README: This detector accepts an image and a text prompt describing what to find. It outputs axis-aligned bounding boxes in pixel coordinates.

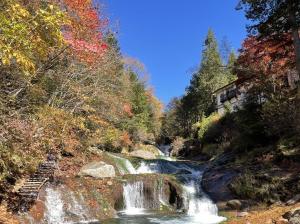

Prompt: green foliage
[193,113,220,140]
[164,29,237,137]
[262,92,300,139]
[230,170,283,202]
[160,98,183,140]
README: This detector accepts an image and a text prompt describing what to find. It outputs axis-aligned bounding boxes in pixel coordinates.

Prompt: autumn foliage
[0,0,163,199]
[237,34,296,78]
[62,0,108,63]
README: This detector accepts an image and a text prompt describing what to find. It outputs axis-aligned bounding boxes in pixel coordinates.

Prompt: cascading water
[119,145,226,224]
[123,181,145,215]
[41,146,225,224]
[43,186,97,224]
[107,153,137,174]
[44,188,65,224]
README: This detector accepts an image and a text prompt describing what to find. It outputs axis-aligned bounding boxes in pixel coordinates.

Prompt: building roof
[212,80,237,95]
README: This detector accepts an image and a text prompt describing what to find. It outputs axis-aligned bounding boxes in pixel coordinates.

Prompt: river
[41,146,226,224]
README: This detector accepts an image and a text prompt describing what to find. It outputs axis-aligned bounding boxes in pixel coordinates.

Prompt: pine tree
[227,50,237,83]
[180,29,230,135]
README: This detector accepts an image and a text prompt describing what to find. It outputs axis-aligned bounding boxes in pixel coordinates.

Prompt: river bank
[199,144,300,224]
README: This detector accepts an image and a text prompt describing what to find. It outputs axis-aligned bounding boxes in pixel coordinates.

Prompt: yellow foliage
[0,0,68,75]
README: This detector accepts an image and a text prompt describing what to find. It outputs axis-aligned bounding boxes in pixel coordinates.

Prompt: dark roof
[213,80,237,94]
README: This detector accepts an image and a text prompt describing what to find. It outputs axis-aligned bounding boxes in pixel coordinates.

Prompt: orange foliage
[121,131,133,147]
[61,0,108,63]
[237,34,295,78]
[123,103,133,117]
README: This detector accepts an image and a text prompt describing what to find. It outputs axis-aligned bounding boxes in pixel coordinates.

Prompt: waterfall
[136,162,155,174]
[123,181,145,215]
[159,145,171,156]
[45,188,65,224]
[43,186,97,224]
[107,153,137,175]
[126,157,226,223]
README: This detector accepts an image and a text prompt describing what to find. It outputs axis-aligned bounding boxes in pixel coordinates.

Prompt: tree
[185,29,227,117]
[0,0,67,76]
[227,50,237,83]
[177,29,231,136]
[62,0,108,64]
[160,98,183,140]
[236,35,295,78]
[220,36,232,64]
[237,0,300,76]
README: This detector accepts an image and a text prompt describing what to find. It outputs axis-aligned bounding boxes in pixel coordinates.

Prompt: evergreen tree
[226,50,237,83]
[179,29,229,135]
[220,36,232,65]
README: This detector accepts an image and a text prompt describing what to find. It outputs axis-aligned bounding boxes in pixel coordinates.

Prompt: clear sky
[101,0,248,105]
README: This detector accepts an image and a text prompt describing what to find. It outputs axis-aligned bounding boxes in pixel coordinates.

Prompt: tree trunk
[289,4,300,96]
[292,28,300,77]
[288,1,299,71]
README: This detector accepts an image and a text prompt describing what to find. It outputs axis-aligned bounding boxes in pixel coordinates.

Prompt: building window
[220,93,227,103]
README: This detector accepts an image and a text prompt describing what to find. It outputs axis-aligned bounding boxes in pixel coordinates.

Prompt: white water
[107,153,137,175]
[121,147,226,224]
[43,147,225,224]
[123,181,145,215]
[45,188,65,224]
[44,187,97,224]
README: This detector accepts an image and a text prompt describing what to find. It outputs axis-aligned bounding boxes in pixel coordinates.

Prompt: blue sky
[101,0,248,105]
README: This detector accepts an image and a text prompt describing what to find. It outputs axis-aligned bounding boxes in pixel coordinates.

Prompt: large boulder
[78,161,115,178]
[133,144,163,156]
[226,199,242,210]
[130,150,157,160]
[283,208,300,224]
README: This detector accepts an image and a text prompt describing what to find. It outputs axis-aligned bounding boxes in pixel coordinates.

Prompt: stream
[40,146,226,224]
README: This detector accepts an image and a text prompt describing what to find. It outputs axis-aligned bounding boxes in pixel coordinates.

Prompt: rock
[283,208,300,224]
[283,208,300,220]
[78,161,115,178]
[61,149,74,157]
[226,200,242,210]
[286,194,300,205]
[283,211,293,220]
[134,144,163,156]
[129,150,156,160]
[107,181,113,186]
[175,169,193,175]
[290,216,300,224]
[237,211,249,217]
[276,217,289,224]
[87,146,103,155]
[202,167,238,203]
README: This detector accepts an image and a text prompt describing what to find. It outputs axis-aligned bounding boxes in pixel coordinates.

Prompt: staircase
[16,159,57,212]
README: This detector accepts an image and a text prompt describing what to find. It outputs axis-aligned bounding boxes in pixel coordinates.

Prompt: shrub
[170,137,185,157]
[193,113,220,140]
[230,170,283,202]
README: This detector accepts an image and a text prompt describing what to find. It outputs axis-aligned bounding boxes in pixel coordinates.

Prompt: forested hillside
[0,0,162,200]
[160,1,300,216]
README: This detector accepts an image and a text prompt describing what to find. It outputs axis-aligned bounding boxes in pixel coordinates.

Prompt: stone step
[25,181,44,184]
[19,187,39,191]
